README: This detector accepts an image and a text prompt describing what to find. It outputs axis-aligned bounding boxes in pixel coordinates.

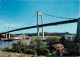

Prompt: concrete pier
[76,18,80,42]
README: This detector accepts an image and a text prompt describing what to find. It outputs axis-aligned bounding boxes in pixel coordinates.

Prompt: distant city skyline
[0,0,79,34]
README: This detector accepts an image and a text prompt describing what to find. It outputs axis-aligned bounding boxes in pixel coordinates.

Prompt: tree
[35,38,43,47]
[30,38,50,55]
[47,36,60,46]
[30,38,36,45]
[60,36,66,45]
[47,36,60,52]
[24,49,36,54]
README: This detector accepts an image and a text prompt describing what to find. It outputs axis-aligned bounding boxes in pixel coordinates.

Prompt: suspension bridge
[0,12,80,42]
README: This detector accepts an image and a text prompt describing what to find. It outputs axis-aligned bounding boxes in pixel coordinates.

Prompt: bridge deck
[2,19,78,34]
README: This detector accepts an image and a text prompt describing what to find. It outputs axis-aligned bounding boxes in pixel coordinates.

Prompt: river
[0,39,31,48]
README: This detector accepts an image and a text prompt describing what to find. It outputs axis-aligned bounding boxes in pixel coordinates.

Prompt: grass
[0,50,37,57]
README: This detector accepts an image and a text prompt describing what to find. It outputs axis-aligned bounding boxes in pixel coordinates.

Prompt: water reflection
[0,39,31,48]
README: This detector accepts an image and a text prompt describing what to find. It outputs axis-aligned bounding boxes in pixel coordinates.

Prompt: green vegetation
[3,38,50,56]
[47,36,60,53]
[25,32,74,36]
[62,40,80,56]
[60,36,80,56]
[3,36,80,56]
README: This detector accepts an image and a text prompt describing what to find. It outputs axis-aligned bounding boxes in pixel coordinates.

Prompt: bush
[47,36,60,45]
[24,49,36,54]
[42,49,50,55]
[37,48,50,55]
[35,38,43,47]
[4,47,12,52]
[52,51,57,56]
[11,47,20,52]
[47,53,52,56]
[3,38,52,56]
[17,50,23,53]
[30,39,36,45]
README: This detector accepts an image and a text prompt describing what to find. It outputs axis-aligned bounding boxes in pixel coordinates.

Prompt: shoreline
[0,50,79,57]
[0,50,37,57]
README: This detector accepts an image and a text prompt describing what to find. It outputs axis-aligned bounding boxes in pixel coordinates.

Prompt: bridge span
[1,19,78,34]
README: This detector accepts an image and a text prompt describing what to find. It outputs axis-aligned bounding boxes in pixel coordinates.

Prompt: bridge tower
[8,26,10,39]
[6,25,7,39]
[37,12,44,39]
[6,25,10,39]
[76,18,80,42]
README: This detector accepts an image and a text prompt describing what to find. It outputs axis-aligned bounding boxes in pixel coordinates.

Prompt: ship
[4,37,29,41]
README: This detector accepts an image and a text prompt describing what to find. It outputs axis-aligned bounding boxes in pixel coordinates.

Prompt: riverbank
[0,49,47,57]
[0,49,79,57]
[0,49,37,57]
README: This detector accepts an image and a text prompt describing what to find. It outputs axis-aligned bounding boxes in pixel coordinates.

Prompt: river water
[0,39,31,48]
[0,37,48,48]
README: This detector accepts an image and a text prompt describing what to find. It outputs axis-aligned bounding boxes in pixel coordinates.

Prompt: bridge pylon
[37,12,44,40]
[76,18,80,42]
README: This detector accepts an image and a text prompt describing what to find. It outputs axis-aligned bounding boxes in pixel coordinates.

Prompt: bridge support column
[8,26,10,39]
[76,18,80,42]
[37,12,39,38]
[6,25,7,39]
[6,33,7,39]
[8,32,10,39]
[41,14,44,40]
[37,12,44,39]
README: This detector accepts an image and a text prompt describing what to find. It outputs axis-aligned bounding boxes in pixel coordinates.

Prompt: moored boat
[4,37,29,41]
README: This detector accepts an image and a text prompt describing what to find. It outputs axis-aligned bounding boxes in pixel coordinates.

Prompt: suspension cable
[43,12,75,19]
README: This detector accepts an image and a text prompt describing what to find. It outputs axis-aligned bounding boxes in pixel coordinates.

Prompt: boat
[25,38,29,40]
[4,39,13,41]
[4,37,29,41]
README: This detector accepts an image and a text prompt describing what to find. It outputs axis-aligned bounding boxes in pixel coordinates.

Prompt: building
[64,35,75,41]
[52,44,64,53]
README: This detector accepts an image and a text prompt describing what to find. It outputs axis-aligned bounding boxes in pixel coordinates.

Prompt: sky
[0,0,79,34]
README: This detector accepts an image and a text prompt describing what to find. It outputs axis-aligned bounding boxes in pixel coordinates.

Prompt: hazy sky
[0,0,79,34]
